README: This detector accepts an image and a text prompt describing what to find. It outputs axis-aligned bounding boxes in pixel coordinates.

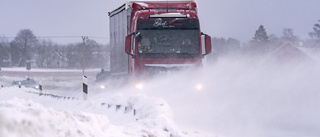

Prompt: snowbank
[0,87,185,137]
[0,98,114,137]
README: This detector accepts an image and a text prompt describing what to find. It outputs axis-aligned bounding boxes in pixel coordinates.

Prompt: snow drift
[0,87,185,137]
[1,54,320,137]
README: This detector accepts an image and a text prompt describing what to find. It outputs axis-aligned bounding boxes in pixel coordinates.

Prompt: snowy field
[1,56,320,137]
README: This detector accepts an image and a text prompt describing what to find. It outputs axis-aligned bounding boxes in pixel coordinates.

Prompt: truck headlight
[100,85,105,89]
[196,83,202,90]
[136,82,144,89]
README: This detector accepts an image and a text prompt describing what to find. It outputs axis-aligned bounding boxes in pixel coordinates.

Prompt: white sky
[1,0,319,44]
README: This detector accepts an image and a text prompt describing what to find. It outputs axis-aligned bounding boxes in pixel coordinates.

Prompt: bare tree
[12,29,38,66]
[66,44,79,68]
[95,44,109,69]
[212,37,240,56]
[309,20,320,44]
[281,28,298,43]
[0,37,10,67]
[36,39,56,68]
[78,38,95,74]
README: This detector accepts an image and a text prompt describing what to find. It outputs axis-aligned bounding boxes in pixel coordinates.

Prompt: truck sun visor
[150,13,188,18]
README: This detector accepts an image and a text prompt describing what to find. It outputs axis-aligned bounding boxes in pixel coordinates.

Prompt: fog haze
[137,56,320,136]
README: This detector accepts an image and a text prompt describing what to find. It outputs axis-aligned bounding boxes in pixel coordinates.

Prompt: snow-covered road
[1,56,320,137]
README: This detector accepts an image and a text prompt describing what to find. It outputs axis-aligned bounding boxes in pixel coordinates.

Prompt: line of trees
[211,20,320,58]
[1,20,320,67]
[0,29,109,69]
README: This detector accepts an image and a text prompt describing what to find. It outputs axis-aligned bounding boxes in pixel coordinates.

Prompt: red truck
[105,0,211,81]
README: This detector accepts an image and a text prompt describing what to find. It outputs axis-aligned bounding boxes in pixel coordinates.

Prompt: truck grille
[144,64,193,75]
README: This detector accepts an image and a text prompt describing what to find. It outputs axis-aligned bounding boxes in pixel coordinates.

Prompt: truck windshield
[137,18,200,59]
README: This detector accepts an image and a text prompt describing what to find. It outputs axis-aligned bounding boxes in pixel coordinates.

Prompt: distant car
[12,78,38,89]
[95,69,111,82]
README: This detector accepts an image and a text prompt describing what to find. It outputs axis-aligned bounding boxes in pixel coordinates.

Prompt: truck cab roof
[109,0,198,17]
[125,0,198,9]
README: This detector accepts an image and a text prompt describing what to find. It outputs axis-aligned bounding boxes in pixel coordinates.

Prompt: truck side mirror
[125,35,132,54]
[204,35,212,54]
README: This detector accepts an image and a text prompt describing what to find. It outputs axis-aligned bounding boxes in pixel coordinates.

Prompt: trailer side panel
[110,7,131,75]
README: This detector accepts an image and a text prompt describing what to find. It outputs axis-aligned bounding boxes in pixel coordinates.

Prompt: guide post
[26,62,31,79]
[83,76,88,100]
[39,81,43,94]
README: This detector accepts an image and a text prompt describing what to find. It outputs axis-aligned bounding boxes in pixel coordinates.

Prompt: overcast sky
[1,0,319,44]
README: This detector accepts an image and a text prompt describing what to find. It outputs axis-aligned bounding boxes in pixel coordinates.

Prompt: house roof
[265,41,314,63]
[297,46,320,63]
[45,52,69,62]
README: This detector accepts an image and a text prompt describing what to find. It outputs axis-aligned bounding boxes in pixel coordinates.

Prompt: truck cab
[109,0,211,78]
